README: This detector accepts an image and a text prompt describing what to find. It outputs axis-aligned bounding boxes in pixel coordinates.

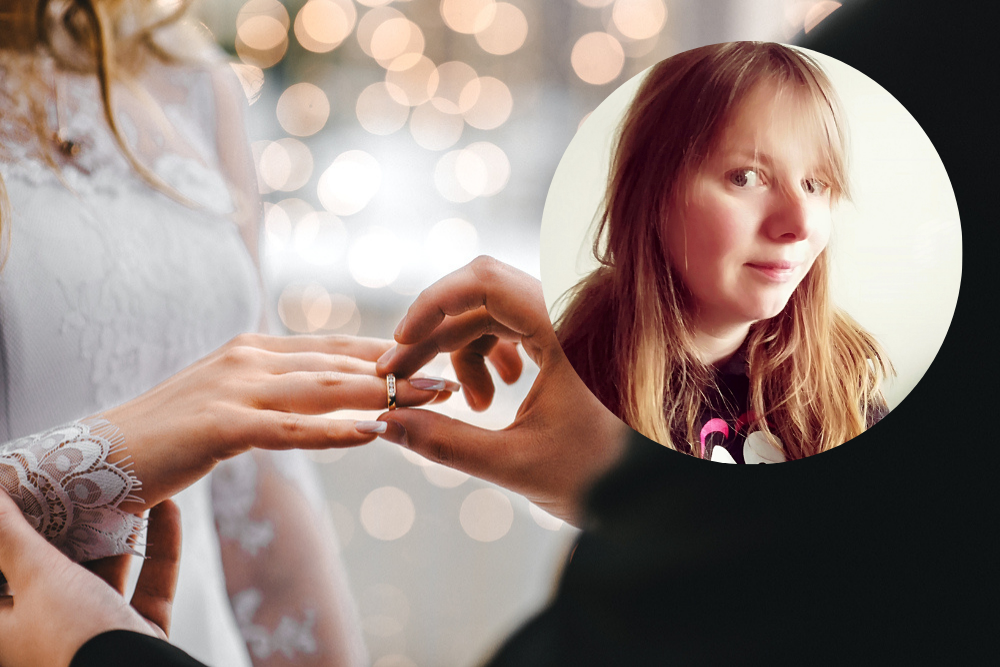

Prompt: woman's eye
[728,168,762,188]
[801,178,829,195]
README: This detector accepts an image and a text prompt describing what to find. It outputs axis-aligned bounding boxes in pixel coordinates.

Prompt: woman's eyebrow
[716,147,776,166]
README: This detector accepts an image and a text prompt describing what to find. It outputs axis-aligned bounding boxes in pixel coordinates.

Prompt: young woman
[555,42,892,463]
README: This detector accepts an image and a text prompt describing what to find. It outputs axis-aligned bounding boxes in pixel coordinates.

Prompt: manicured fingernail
[355,421,387,434]
[394,315,407,339]
[410,377,447,391]
[377,346,396,367]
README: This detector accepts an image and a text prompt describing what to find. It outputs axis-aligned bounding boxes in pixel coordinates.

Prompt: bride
[0,1,454,664]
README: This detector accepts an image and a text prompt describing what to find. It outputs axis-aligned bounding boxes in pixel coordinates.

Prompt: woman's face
[665,84,835,333]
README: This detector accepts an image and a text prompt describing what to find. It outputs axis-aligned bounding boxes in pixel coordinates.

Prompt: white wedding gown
[0,48,363,666]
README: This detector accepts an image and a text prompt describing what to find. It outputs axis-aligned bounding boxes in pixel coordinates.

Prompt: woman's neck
[690,319,752,367]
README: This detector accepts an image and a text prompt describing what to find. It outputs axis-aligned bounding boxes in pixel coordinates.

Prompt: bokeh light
[528,503,564,531]
[464,141,510,196]
[459,488,513,542]
[293,0,356,53]
[360,487,415,540]
[385,55,438,106]
[410,102,464,151]
[423,218,480,274]
[461,76,512,130]
[293,210,348,266]
[357,82,410,135]
[440,0,496,35]
[611,0,667,40]
[422,463,471,488]
[317,150,382,215]
[235,0,289,68]
[474,2,528,55]
[276,82,331,136]
[277,282,358,333]
[576,0,614,7]
[429,61,479,114]
[371,17,425,68]
[357,6,405,58]
[348,227,405,288]
[434,151,476,203]
[571,32,625,85]
[260,138,312,191]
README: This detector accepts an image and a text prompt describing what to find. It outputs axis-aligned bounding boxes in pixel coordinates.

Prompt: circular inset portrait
[540,42,961,464]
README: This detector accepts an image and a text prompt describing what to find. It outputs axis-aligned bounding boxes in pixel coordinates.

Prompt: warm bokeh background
[192,2,846,665]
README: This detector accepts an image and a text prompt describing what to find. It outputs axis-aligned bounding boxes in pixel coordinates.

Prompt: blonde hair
[556,42,892,460]
[0,0,206,260]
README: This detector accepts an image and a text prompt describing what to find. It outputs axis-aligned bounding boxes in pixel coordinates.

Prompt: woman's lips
[746,262,799,282]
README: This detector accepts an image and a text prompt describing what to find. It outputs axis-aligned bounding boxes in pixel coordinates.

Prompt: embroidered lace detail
[0,50,233,211]
[211,454,275,556]
[0,418,143,562]
[233,588,319,660]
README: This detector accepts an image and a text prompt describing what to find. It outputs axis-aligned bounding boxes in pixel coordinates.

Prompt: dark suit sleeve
[71,631,208,667]
[482,428,985,666]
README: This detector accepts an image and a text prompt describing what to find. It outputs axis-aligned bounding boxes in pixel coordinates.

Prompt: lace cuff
[0,418,144,564]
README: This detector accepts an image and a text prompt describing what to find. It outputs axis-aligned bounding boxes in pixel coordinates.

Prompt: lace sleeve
[212,450,368,667]
[0,418,144,570]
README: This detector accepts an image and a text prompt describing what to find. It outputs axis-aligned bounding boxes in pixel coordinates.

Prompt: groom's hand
[0,491,182,667]
[374,257,629,525]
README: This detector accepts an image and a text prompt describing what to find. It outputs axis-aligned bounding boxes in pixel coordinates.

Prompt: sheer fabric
[0,47,362,666]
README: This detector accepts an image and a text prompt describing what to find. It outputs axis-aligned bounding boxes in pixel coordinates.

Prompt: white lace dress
[0,49,364,666]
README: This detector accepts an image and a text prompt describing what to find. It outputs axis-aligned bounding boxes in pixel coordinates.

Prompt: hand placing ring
[386,373,397,410]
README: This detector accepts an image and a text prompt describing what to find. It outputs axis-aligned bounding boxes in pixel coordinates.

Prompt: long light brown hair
[556,42,892,460]
[0,0,204,263]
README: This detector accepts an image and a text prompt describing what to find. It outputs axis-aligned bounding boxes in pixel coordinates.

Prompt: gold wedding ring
[386,373,397,410]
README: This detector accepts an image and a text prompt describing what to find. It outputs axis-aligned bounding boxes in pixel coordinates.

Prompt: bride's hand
[374,257,629,526]
[101,334,458,513]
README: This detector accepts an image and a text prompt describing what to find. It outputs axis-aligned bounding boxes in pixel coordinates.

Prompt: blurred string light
[572,0,671,84]
[434,142,509,203]
[356,82,410,134]
[255,138,313,191]
[422,218,480,275]
[459,488,513,542]
[317,150,382,215]
[276,82,331,136]
[571,31,625,85]
[235,0,289,68]
[474,2,528,55]
[429,61,478,114]
[293,0,357,53]
[461,77,512,130]
[409,102,464,150]
[385,55,437,106]
[348,226,405,288]
[278,282,362,334]
[611,0,666,40]
[440,0,497,35]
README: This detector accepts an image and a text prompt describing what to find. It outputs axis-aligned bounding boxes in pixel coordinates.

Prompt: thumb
[130,500,182,638]
[0,490,64,591]
[378,409,522,488]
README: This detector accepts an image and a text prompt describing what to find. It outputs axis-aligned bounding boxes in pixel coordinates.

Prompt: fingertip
[378,418,409,447]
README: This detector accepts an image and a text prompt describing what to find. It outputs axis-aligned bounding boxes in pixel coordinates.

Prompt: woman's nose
[765,187,813,242]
